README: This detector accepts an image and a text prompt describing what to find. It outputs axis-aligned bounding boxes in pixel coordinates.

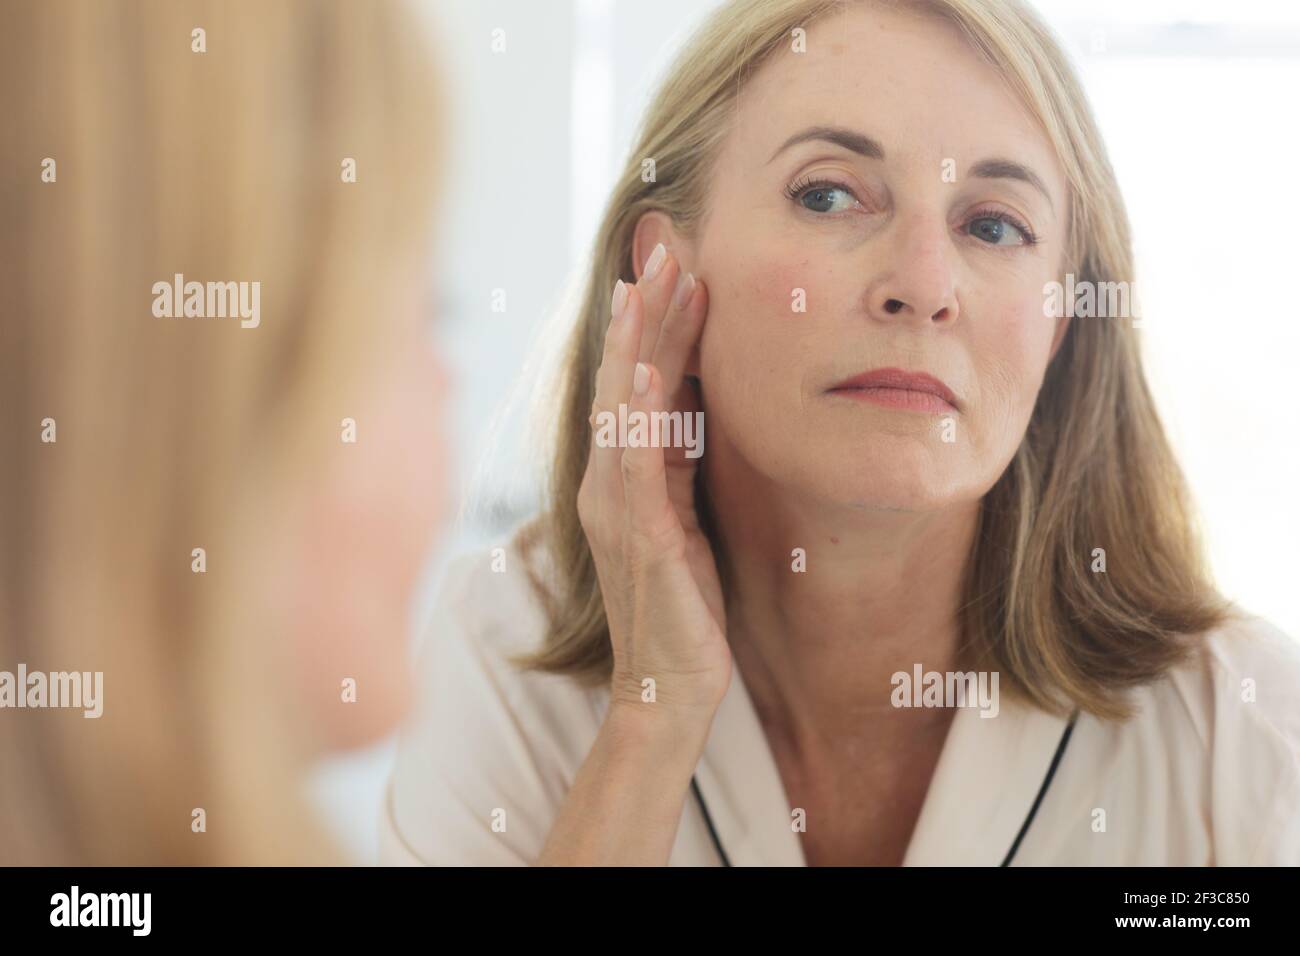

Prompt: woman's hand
[538,243,726,866]
[578,242,731,726]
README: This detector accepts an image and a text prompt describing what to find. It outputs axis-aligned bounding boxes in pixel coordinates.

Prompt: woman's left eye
[966,214,1034,246]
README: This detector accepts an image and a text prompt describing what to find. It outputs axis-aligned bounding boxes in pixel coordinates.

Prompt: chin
[316,681,410,753]
[813,450,975,513]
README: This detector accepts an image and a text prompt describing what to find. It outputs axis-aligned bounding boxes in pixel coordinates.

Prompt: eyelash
[966,206,1040,246]
[783,175,859,207]
[783,176,1040,247]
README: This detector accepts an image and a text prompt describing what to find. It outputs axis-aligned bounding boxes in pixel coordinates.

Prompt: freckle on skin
[830,536,840,545]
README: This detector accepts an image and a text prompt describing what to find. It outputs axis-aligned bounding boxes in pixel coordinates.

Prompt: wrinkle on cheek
[983,354,1024,413]
[975,326,1047,457]
[962,299,1035,420]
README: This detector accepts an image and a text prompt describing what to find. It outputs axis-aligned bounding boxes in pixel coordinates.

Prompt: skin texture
[611,3,1074,864]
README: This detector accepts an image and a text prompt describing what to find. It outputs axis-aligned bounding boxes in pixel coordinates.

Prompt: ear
[630,210,691,281]
[630,211,704,380]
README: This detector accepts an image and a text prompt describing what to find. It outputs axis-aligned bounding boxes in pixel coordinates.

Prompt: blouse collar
[693,661,1073,866]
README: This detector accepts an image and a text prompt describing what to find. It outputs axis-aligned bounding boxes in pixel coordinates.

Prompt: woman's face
[689,3,1070,512]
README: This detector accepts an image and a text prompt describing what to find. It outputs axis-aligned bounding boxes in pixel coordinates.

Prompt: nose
[864,215,959,325]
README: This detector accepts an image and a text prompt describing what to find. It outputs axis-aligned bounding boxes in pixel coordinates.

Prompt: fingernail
[611,279,628,320]
[672,271,696,310]
[633,362,650,395]
[643,242,667,281]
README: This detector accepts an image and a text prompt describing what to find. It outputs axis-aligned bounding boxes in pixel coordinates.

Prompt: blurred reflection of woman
[1,0,447,864]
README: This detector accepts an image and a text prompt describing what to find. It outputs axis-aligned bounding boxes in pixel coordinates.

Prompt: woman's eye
[798,185,856,214]
[967,215,1028,246]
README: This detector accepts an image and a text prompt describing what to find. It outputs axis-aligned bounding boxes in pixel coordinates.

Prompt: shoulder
[1200,608,1300,786]
[1169,606,1300,750]
[411,520,603,735]
[428,524,556,645]
[1124,606,1300,736]
[1205,608,1300,710]
[382,523,606,865]
[1130,606,1300,862]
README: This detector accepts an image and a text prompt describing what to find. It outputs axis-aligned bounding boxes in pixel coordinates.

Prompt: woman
[0,0,445,863]
[383,0,1300,866]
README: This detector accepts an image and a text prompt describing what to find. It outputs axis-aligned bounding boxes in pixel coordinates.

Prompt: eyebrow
[968,158,1054,210]
[767,125,885,164]
[768,126,1055,210]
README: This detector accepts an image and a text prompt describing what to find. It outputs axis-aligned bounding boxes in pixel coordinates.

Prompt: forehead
[731,2,1062,184]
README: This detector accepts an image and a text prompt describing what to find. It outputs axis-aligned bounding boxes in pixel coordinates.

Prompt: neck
[705,456,978,753]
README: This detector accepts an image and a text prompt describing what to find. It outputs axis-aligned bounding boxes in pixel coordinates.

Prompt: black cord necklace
[691,707,1079,867]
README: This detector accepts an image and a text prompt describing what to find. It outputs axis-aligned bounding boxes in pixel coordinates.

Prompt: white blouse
[380,535,1300,866]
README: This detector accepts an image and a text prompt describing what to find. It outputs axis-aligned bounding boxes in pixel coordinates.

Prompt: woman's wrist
[537,697,717,865]
[603,696,717,772]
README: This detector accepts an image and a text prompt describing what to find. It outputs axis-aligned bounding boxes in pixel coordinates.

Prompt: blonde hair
[516,0,1229,720]
[0,0,440,863]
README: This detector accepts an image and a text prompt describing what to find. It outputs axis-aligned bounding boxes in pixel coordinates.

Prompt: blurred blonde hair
[517,0,1230,720]
[0,0,440,863]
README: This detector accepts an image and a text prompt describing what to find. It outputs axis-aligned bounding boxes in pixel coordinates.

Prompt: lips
[827,367,960,412]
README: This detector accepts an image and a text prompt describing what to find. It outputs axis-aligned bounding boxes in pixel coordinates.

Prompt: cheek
[290,481,409,751]
[747,253,819,322]
[966,297,1058,450]
[371,346,449,576]
[700,250,832,402]
[289,343,448,751]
